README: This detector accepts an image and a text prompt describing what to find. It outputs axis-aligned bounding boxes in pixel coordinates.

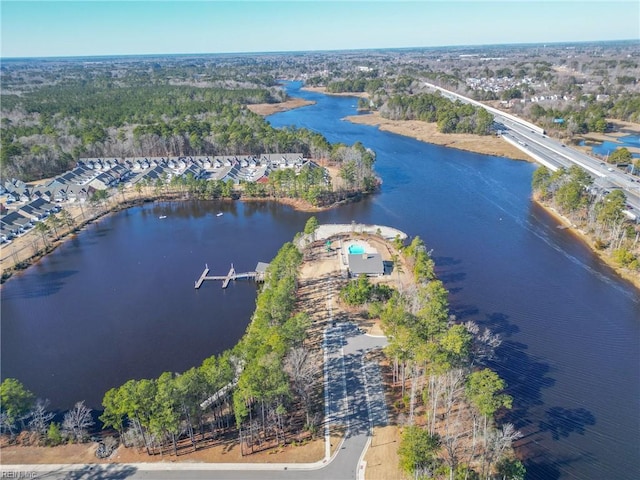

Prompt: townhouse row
[1,153,321,243]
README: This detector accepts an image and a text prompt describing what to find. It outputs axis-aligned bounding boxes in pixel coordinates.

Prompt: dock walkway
[194,265,210,289]
[194,263,263,289]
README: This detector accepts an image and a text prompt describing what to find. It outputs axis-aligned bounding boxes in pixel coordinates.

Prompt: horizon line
[2,38,638,61]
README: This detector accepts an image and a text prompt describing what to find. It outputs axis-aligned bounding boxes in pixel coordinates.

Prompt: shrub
[46,422,63,446]
[612,248,636,267]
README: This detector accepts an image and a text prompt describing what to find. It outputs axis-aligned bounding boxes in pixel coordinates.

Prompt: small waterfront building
[255,262,270,282]
[343,240,384,277]
[348,253,384,277]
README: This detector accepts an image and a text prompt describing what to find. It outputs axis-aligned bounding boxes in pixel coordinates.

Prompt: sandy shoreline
[345,111,535,162]
[246,97,315,116]
[301,85,369,98]
[534,199,640,290]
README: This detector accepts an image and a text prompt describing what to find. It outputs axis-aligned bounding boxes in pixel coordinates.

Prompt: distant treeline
[0,83,287,180]
[326,78,384,94]
[1,84,283,126]
[0,77,380,190]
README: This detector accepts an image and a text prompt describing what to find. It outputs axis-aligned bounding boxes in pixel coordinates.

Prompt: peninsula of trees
[1,223,524,478]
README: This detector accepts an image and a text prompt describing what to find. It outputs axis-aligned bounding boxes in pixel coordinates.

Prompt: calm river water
[2,81,639,479]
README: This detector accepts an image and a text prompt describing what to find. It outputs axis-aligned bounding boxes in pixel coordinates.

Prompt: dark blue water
[271,84,640,479]
[2,81,639,479]
[1,201,310,409]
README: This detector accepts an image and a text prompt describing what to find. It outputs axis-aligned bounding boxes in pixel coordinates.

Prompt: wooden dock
[194,264,210,289]
[194,263,262,289]
[221,265,235,288]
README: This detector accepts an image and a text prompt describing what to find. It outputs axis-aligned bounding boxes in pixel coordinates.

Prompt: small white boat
[159,215,167,219]
[216,212,223,217]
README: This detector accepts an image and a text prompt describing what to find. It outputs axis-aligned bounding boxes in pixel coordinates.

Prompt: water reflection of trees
[539,406,596,441]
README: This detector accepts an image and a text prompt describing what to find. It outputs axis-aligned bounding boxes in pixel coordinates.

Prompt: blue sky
[1,1,639,58]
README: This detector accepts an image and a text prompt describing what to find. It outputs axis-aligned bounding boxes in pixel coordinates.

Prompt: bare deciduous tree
[28,399,55,441]
[484,423,523,476]
[0,412,17,438]
[439,369,467,480]
[62,401,94,443]
[465,321,502,365]
[284,346,318,428]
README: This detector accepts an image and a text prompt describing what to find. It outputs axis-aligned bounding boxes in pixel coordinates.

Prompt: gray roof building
[348,253,384,277]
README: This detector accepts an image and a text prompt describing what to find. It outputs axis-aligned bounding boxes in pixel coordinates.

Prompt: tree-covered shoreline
[532,165,639,279]
[1,226,524,478]
[339,236,524,478]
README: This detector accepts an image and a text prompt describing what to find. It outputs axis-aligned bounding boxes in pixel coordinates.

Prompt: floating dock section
[194,264,210,289]
[194,262,267,289]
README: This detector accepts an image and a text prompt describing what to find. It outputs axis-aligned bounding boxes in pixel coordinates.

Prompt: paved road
[4,323,388,480]
[502,121,640,216]
[425,81,640,215]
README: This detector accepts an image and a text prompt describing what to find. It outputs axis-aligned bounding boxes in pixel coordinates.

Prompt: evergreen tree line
[98,241,312,456]
[0,240,316,457]
[1,84,283,126]
[532,165,639,270]
[257,164,330,205]
[379,93,494,136]
[340,237,524,479]
[326,77,384,94]
[130,104,329,157]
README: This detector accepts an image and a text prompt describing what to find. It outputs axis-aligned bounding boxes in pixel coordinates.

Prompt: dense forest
[1,81,300,181]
